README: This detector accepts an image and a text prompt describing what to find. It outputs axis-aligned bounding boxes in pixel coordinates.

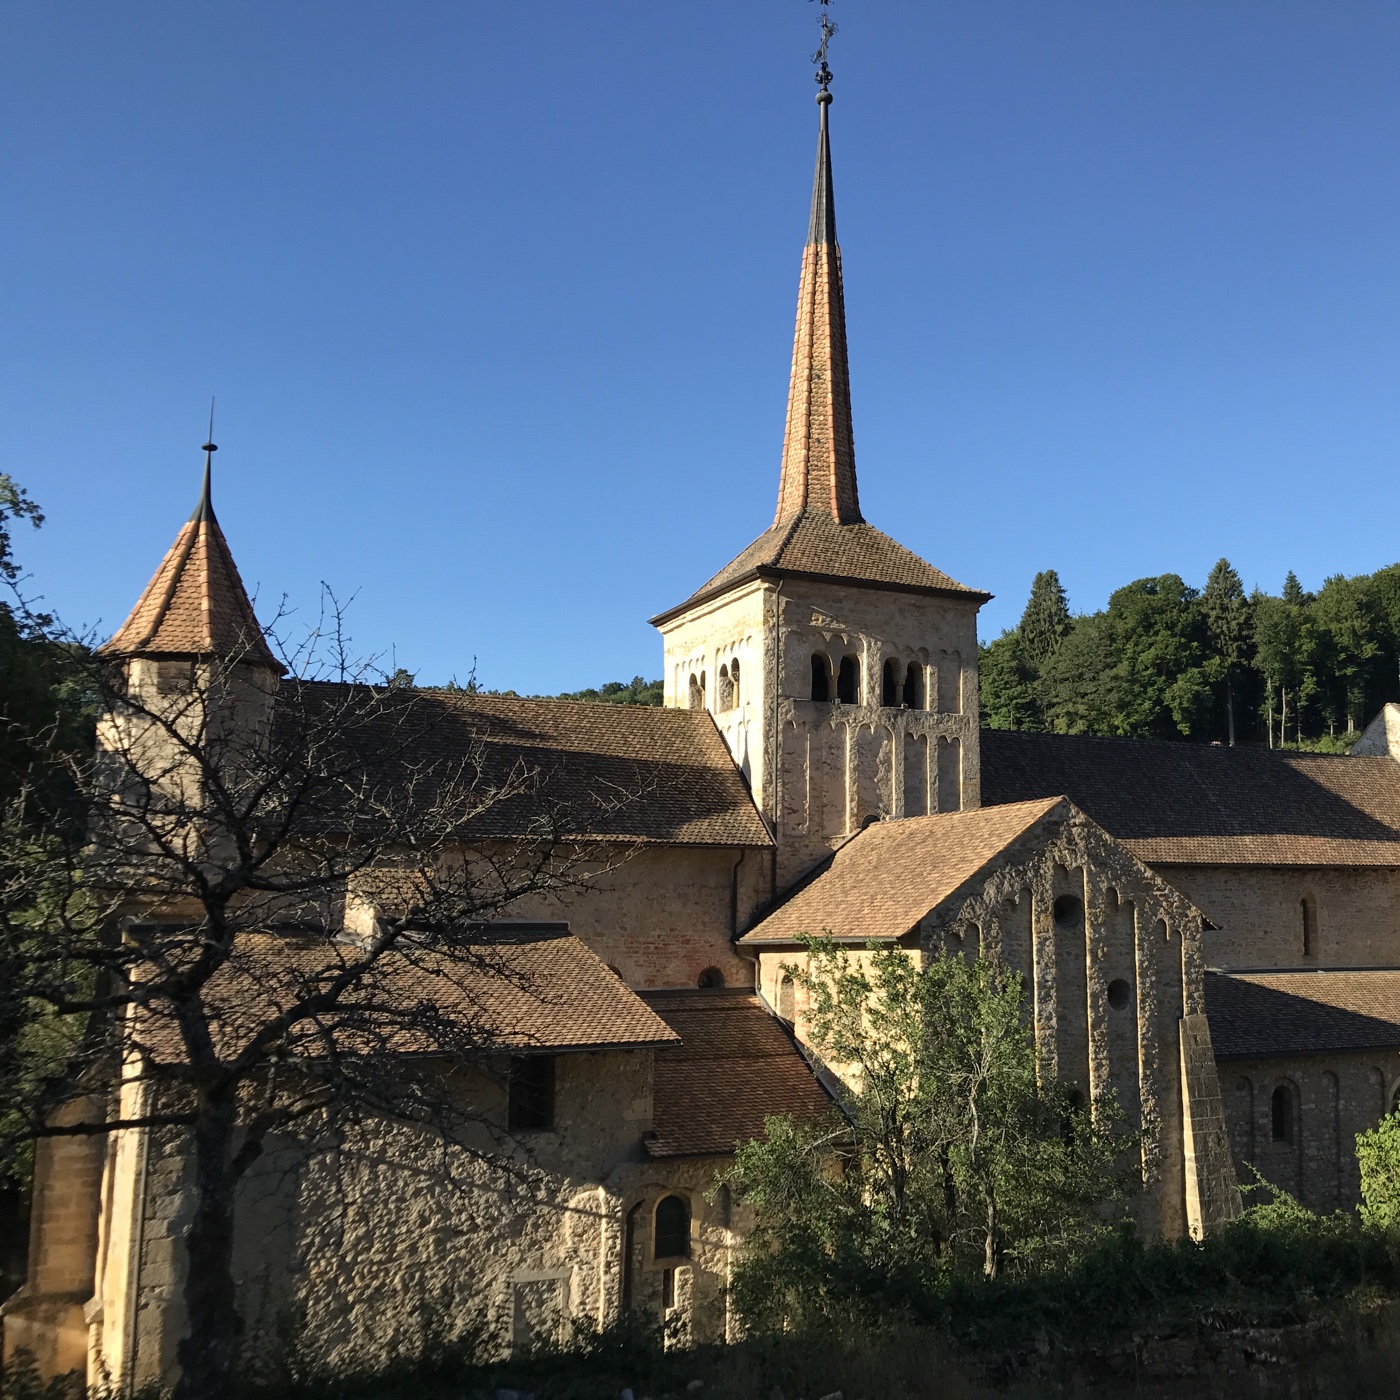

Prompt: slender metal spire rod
[192,397,218,524]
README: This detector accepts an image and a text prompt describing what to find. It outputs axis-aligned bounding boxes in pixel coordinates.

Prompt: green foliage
[982,558,1400,746]
[1018,569,1070,666]
[1357,1109,1400,1235]
[549,675,663,706]
[723,941,1138,1332]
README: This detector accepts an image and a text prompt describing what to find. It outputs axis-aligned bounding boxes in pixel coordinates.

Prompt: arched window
[1053,894,1085,931]
[837,656,859,704]
[717,664,733,711]
[1107,978,1132,1011]
[777,973,795,1023]
[902,663,923,710]
[1271,1084,1295,1144]
[810,653,831,702]
[1392,1082,1400,1117]
[687,673,703,710]
[654,1194,691,1259]
[729,658,740,707]
[881,659,898,707]
[697,966,725,988]
[1301,895,1318,958]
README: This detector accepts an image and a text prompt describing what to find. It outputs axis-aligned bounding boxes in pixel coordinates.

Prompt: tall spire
[774,89,861,526]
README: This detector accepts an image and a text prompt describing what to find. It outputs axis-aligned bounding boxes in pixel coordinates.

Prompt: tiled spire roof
[100,448,281,672]
[775,91,859,526]
[651,95,989,627]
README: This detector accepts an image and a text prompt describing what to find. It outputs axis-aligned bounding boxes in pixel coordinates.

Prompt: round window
[1107,978,1133,1011]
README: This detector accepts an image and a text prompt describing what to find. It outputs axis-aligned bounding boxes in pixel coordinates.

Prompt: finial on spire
[192,397,217,524]
[811,0,836,96]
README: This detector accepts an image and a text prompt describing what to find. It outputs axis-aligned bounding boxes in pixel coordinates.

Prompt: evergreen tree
[978,632,1039,731]
[1019,570,1071,666]
[1202,558,1250,746]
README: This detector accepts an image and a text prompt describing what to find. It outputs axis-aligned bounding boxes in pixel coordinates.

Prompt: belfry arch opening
[902,663,923,710]
[811,653,832,702]
[837,656,859,704]
[687,673,703,710]
[882,659,898,707]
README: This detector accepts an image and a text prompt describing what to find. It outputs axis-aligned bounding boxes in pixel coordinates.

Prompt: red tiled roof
[1206,969,1400,1059]
[739,797,1064,946]
[290,684,773,848]
[653,512,989,625]
[134,923,679,1068]
[640,989,834,1157]
[981,729,1400,867]
[100,482,279,671]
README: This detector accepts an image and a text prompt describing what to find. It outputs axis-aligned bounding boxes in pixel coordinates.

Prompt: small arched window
[687,673,703,710]
[903,663,923,710]
[730,658,740,708]
[717,664,733,711]
[810,653,831,702]
[1271,1085,1294,1144]
[881,659,898,707]
[1053,894,1085,931]
[654,1194,691,1259]
[837,656,859,705]
[697,966,725,988]
[777,973,795,1023]
[1301,895,1318,958]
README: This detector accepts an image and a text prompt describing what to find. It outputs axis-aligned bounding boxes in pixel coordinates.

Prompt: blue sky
[3,1,1399,692]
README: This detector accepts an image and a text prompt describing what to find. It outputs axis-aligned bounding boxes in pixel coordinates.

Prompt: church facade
[7,88,1400,1393]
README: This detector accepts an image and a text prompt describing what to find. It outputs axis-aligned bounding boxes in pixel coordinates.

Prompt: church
[7,77,1400,1394]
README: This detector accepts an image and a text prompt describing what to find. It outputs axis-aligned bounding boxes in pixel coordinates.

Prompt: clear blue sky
[4,2,1399,693]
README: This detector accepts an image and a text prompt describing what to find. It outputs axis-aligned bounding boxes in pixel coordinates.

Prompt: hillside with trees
[980,562,1400,750]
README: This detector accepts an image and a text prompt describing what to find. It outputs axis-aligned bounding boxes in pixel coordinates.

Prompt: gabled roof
[293,684,774,848]
[1206,968,1400,1059]
[134,923,679,1068]
[739,796,1064,947]
[640,989,834,1157]
[981,729,1400,867]
[100,458,280,672]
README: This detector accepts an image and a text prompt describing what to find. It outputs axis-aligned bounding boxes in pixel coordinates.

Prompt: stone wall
[1154,864,1400,969]
[99,1049,736,1391]
[503,846,769,992]
[1218,1049,1400,1211]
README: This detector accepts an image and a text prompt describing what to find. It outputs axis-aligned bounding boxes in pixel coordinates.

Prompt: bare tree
[2,605,627,1400]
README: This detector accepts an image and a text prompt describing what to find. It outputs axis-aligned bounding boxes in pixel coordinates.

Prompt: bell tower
[651,74,990,888]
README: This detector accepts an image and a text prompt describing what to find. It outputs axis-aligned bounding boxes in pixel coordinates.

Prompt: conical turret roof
[100,452,281,672]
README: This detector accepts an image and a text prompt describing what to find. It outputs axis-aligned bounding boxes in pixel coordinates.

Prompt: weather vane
[810,0,837,92]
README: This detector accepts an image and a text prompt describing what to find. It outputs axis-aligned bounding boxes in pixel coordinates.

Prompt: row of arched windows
[809,652,937,710]
[810,653,860,704]
[685,661,742,711]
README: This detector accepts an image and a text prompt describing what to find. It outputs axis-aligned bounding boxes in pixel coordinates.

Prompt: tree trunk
[1267,683,1274,750]
[1226,675,1236,747]
[1280,687,1287,750]
[983,1189,998,1280]
[174,1094,241,1400]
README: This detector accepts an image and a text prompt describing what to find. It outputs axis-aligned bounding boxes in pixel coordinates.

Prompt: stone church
[8,86,1400,1392]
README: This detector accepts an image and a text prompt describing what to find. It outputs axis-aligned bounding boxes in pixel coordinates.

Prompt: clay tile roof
[136,924,679,1068]
[652,513,989,625]
[981,730,1400,868]
[295,684,773,848]
[1206,969,1400,1059]
[639,989,834,1157]
[740,796,1064,947]
[100,468,279,671]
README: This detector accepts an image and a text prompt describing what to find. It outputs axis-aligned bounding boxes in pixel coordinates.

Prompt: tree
[1019,570,1071,667]
[723,940,1137,1331]
[1357,1107,1400,1236]
[2,612,619,1400]
[1313,574,1383,736]
[1202,559,1250,746]
[1253,589,1305,749]
[978,631,1039,732]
